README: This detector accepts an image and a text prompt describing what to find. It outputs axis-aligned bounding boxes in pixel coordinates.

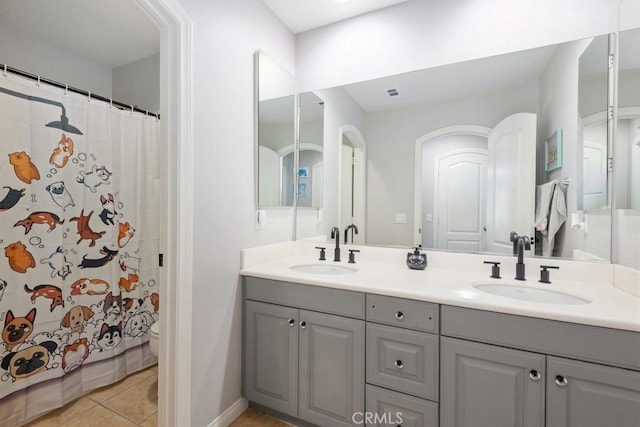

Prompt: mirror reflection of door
[259,146,281,206]
[486,113,537,254]
[419,113,536,254]
[340,127,365,244]
[434,149,487,251]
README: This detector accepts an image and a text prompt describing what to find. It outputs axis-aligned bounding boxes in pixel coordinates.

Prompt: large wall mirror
[615,26,640,270]
[256,31,638,266]
[291,35,618,262]
[255,51,295,207]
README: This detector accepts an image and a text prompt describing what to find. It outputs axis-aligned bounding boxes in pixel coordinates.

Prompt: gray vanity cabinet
[546,356,640,427]
[298,310,365,427]
[244,300,299,416]
[244,277,366,426]
[440,337,545,427]
[365,295,440,427]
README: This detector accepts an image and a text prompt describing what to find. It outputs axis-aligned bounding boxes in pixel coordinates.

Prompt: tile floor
[23,365,291,427]
[24,365,158,427]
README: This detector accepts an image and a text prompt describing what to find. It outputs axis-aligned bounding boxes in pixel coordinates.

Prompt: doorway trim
[134,1,193,426]
[413,125,491,245]
[338,124,366,243]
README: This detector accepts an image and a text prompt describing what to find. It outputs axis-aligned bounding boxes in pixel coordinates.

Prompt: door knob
[299,321,307,329]
[529,370,541,381]
[288,319,295,327]
[395,311,404,320]
[395,360,404,369]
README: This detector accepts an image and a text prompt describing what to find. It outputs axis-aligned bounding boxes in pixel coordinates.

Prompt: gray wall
[112,53,160,113]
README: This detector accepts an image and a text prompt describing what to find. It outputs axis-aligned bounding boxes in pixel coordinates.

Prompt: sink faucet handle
[315,246,326,261]
[539,265,559,284]
[483,261,501,279]
[348,249,360,264]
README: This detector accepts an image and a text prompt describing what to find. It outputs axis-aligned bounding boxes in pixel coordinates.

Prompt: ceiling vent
[386,88,399,97]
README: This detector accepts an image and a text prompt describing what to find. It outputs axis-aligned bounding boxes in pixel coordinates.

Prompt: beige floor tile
[60,405,137,427]
[86,367,155,403]
[229,408,291,427]
[100,374,158,424]
[24,397,98,427]
[139,411,158,427]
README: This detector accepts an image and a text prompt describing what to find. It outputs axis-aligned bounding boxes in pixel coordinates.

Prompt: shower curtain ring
[36,75,40,86]
[2,64,7,77]
[130,105,134,115]
[64,84,68,95]
[109,98,113,109]
[87,91,91,102]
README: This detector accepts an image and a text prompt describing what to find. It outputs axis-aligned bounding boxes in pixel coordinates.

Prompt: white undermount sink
[474,283,590,305]
[290,264,357,275]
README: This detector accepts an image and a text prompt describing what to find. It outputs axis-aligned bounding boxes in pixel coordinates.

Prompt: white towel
[535,180,557,235]
[546,184,567,256]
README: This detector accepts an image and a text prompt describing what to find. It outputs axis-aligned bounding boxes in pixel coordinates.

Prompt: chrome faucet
[344,224,359,244]
[330,227,341,262]
[510,231,531,281]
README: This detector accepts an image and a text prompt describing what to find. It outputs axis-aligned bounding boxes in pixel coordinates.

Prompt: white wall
[296,0,619,93]
[316,86,366,236]
[173,1,295,425]
[112,53,160,113]
[538,39,591,257]
[365,82,539,246]
[0,26,113,96]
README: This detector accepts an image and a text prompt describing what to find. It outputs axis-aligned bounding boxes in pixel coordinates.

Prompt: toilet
[149,321,159,357]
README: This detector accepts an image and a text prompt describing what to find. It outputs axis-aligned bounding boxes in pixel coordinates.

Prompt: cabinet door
[299,310,365,427]
[244,300,298,416]
[547,356,640,427]
[441,337,545,427]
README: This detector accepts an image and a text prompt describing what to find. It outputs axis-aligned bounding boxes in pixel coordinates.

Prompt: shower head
[0,86,83,135]
[46,114,83,135]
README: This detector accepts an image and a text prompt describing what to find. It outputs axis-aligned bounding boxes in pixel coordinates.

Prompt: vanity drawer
[366,323,439,400]
[441,305,640,371]
[244,277,365,319]
[366,384,438,427]
[367,294,439,333]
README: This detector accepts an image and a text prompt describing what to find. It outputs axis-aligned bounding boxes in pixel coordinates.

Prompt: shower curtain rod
[1,62,160,119]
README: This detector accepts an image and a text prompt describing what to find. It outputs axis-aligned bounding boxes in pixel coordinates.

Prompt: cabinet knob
[288,318,295,327]
[395,311,404,320]
[395,360,404,369]
[555,375,568,387]
[529,370,541,381]
[299,321,307,329]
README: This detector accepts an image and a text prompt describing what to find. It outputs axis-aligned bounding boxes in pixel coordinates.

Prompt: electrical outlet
[395,213,406,224]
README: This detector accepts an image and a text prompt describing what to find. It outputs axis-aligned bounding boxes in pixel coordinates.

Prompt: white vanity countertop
[240,242,640,333]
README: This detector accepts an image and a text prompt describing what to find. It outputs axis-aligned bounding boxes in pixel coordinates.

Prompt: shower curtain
[0,72,160,424]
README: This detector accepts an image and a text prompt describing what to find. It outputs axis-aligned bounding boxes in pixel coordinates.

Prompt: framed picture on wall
[545,129,563,172]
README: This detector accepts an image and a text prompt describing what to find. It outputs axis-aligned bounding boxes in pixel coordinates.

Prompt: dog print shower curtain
[0,72,160,423]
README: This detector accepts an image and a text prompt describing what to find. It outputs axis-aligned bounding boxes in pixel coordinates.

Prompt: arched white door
[434,149,487,251]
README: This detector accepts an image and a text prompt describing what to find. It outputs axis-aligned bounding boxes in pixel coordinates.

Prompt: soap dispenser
[406,246,427,270]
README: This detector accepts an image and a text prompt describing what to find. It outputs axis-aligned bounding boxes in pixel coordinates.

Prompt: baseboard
[207,397,248,427]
